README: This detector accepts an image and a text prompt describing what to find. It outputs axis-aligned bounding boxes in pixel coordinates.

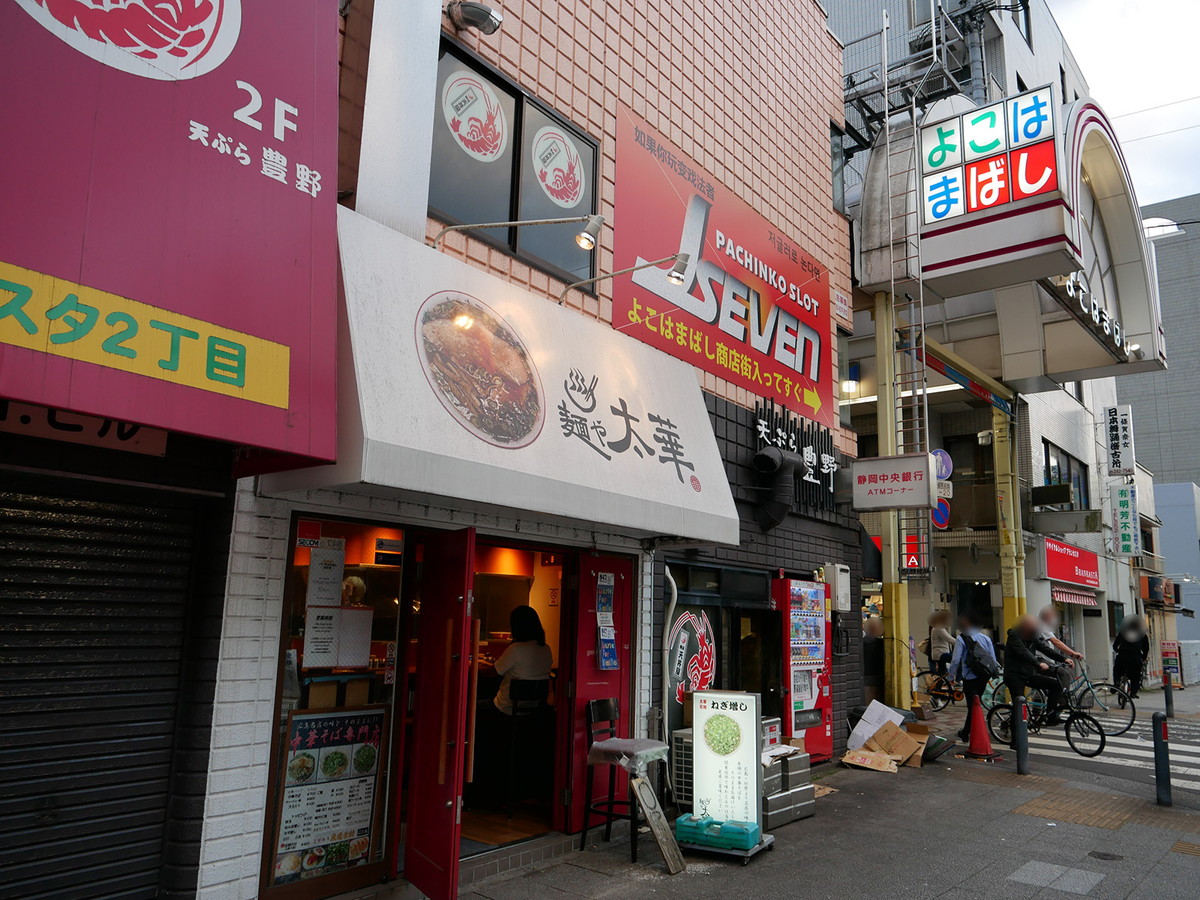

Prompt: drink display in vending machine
[773,579,833,762]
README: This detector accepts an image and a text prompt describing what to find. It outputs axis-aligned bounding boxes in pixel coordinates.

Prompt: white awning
[265,208,740,545]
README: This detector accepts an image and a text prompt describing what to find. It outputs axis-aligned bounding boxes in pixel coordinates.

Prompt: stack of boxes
[760,717,815,831]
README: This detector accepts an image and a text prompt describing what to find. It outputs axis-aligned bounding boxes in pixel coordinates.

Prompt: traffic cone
[965,695,1002,760]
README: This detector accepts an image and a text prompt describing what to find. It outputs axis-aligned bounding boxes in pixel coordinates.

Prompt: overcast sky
[1048,0,1199,208]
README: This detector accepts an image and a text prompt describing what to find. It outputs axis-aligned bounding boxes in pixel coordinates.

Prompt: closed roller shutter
[0,475,204,900]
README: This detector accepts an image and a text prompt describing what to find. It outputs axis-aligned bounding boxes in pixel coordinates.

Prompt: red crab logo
[442,72,508,162]
[532,126,585,208]
[14,0,241,80]
[669,610,716,705]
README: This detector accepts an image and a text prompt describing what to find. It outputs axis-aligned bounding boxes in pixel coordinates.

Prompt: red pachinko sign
[0,1,337,461]
[612,107,835,428]
[1045,538,1100,589]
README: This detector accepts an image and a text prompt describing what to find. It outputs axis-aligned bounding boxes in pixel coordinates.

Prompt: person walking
[1004,614,1067,729]
[949,611,998,742]
[1112,614,1150,699]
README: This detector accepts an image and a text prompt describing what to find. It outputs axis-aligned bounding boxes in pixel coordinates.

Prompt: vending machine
[772,579,833,762]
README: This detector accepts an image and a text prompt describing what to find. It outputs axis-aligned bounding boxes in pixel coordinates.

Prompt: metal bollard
[1153,711,1172,807]
[1163,672,1175,719]
[1013,695,1029,775]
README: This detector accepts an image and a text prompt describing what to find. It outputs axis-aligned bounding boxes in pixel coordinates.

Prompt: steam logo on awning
[532,126,585,208]
[14,0,241,81]
[442,71,508,162]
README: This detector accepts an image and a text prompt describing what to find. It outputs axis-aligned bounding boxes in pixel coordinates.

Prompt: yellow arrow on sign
[803,387,821,416]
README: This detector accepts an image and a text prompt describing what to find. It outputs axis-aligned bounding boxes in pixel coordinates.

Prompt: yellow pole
[875,291,912,710]
[993,407,1023,631]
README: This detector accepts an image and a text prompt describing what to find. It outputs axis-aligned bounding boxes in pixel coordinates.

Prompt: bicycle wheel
[916,671,954,710]
[983,678,1007,710]
[1064,712,1106,758]
[987,704,1014,745]
[1088,682,1135,736]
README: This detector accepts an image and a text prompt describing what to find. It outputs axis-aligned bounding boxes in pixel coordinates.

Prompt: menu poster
[272,707,387,886]
[691,690,761,826]
[304,606,375,669]
[306,537,346,608]
[596,573,618,671]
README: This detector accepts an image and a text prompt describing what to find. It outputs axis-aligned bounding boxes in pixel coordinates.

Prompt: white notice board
[691,690,761,826]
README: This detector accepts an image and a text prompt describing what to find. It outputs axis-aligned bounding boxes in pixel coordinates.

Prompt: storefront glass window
[265,517,404,893]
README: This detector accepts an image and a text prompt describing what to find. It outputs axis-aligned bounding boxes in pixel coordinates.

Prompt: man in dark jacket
[1113,614,1151,698]
[1004,614,1067,722]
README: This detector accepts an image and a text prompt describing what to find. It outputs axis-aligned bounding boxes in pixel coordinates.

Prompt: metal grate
[671,728,694,808]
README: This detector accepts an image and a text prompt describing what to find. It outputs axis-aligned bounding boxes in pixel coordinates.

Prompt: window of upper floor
[1043,439,1090,510]
[429,41,598,285]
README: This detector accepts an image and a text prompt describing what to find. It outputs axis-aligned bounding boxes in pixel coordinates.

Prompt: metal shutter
[0,475,202,900]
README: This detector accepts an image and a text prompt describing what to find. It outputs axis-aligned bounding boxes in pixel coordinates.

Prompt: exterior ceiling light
[666,253,690,286]
[558,253,689,305]
[433,214,605,251]
[576,214,603,251]
[445,2,502,35]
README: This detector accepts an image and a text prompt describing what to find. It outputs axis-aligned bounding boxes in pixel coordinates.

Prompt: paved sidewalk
[463,703,1200,900]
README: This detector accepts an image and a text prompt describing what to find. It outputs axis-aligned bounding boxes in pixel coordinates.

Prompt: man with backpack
[948,610,1000,742]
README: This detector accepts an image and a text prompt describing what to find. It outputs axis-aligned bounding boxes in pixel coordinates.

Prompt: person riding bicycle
[948,611,997,742]
[1004,615,1067,728]
[1037,606,1083,695]
[1112,614,1150,699]
[927,610,955,676]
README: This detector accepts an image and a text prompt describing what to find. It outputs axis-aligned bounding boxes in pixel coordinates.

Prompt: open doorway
[460,548,564,855]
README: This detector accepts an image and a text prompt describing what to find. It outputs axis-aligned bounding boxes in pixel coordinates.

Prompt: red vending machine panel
[773,579,833,762]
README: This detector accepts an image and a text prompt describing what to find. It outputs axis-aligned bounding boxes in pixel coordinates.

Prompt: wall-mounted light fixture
[445,1,503,35]
[557,253,689,306]
[433,214,604,251]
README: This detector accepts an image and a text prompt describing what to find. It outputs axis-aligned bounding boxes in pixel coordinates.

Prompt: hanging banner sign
[613,106,836,428]
[1104,405,1136,476]
[851,454,938,510]
[1112,483,1140,557]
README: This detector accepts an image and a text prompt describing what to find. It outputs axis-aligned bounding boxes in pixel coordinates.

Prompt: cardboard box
[782,753,811,789]
[902,723,931,767]
[848,700,904,750]
[785,735,806,753]
[762,759,782,797]
[839,748,898,773]
[308,681,338,709]
[864,720,920,762]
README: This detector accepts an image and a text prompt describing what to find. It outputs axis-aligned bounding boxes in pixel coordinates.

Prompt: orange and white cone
[965,695,1002,760]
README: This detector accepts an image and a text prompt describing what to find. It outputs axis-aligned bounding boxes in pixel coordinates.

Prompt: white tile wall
[197,479,648,899]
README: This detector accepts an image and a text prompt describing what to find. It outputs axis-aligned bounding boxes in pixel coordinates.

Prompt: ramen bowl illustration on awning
[416,291,545,449]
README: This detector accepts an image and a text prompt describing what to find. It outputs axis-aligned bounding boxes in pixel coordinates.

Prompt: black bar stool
[506,678,549,817]
[578,698,668,863]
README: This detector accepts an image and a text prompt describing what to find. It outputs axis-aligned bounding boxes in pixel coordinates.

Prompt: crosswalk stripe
[1025,745,1200,791]
[1027,738,1200,775]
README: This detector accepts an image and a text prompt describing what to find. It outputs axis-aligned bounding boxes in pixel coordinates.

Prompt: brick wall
[197,482,647,900]
[373,0,854,455]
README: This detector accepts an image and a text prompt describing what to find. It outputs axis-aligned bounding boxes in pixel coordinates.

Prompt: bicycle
[1061,660,1135,736]
[983,672,1047,713]
[914,668,961,711]
[986,690,1106,758]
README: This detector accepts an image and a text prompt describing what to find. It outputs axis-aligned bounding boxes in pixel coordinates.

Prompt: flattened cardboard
[839,748,898,773]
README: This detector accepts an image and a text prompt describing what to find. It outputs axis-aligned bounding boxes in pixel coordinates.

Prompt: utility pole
[876,290,912,711]
[993,407,1024,630]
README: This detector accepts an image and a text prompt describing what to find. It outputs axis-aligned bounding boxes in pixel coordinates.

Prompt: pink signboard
[0,1,337,462]
[1045,538,1100,589]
